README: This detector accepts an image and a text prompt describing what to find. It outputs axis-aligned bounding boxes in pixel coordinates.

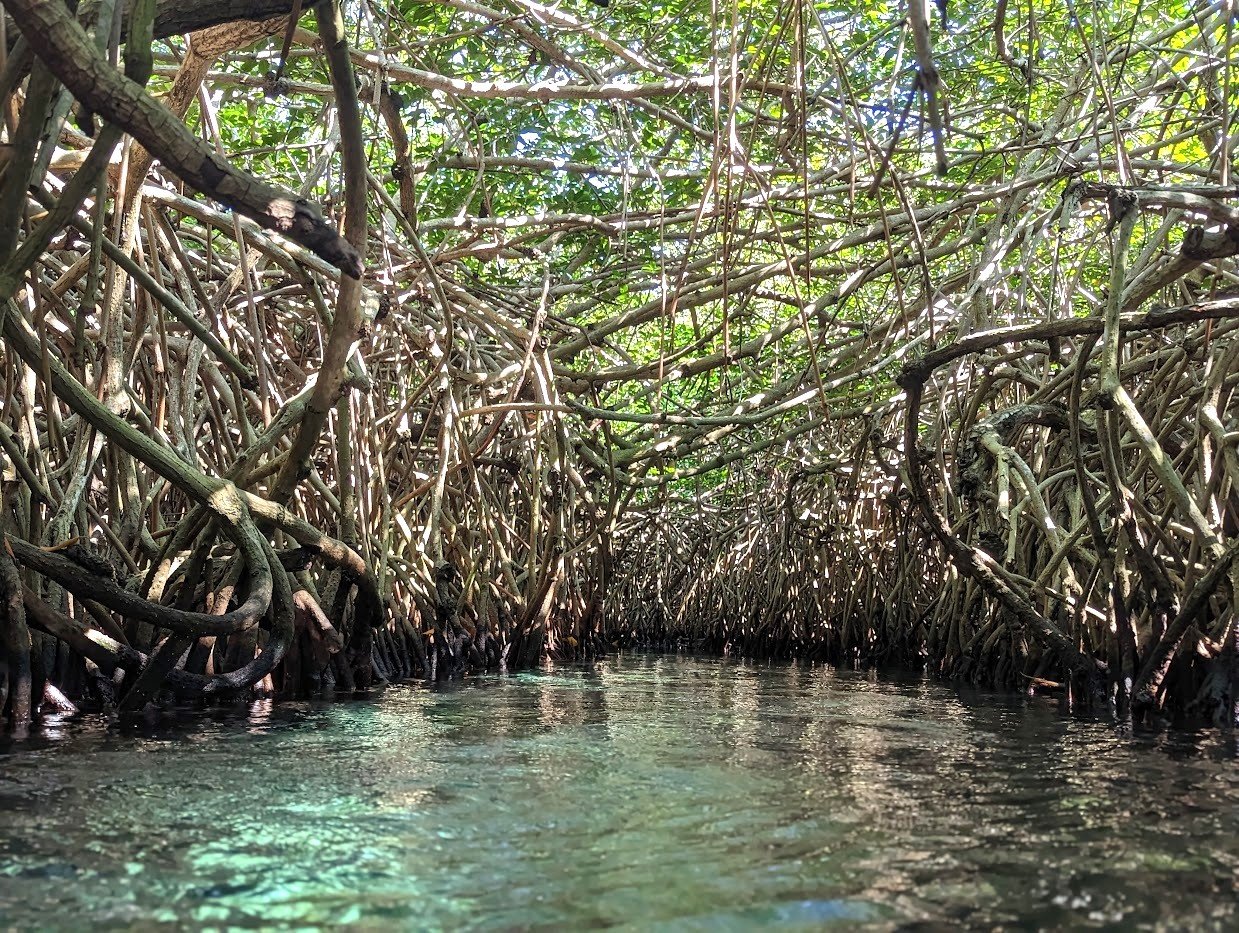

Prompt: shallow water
[1,655,1238,930]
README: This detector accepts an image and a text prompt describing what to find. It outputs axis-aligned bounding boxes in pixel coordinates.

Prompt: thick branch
[270,0,369,501]
[2,0,361,277]
[152,0,295,39]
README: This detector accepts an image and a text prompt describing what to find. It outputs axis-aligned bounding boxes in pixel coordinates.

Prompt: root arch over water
[0,0,1238,728]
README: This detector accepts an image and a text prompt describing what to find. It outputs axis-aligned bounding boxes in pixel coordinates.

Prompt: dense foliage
[1,0,1237,730]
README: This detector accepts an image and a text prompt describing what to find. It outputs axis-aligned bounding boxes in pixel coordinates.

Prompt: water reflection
[1,654,1237,929]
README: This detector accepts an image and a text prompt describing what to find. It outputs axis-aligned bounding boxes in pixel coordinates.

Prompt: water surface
[2,655,1238,929]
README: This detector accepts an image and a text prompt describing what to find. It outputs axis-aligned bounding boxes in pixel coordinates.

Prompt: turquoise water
[1,654,1238,930]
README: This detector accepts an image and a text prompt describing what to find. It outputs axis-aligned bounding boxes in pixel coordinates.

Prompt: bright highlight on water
[3,656,1237,930]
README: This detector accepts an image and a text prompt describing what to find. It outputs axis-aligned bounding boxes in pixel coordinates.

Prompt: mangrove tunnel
[7,0,1239,733]
[5,0,1239,925]
[1,0,1235,730]
[1,0,1239,726]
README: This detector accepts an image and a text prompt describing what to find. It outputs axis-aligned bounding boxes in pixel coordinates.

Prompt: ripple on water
[1,654,1237,930]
